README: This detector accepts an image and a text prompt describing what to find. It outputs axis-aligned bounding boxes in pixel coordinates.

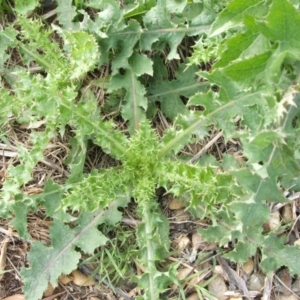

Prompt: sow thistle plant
[0,0,300,299]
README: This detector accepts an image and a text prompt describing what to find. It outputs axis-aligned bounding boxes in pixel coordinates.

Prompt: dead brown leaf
[172,209,190,222]
[294,238,300,247]
[282,205,293,223]
[191,232,217,251]
[275,268,292,296]
[0,236,10,281]
[177,267,193,281]
[269,211,280,231]
[2,295,25,300]
[169,198,185,210]
[247,272,265,291]
[241,258,254,276]
[186,272,207,293]
[20,120,46,129]
[43,282,55,297]
[292,278,300,293]
[71,269,95,286]
[208,275,228,300]
[278,295,299,300]
[177,235,191,250]
[171,267,193,290]
[59,274,73,284]
[186,292,200,300]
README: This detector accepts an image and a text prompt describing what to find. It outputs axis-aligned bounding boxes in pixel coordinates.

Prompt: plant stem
[143,206,156,300]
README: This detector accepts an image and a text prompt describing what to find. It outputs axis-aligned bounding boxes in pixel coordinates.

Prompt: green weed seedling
[0,0,300,299]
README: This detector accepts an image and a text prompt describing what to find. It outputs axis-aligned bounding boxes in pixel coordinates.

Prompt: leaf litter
[1,130,300,299]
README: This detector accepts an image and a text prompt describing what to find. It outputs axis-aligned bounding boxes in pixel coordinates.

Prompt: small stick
[262,273,273,300]
[217,255,251,300]
[189,131,223,164]
[79,264,132,300]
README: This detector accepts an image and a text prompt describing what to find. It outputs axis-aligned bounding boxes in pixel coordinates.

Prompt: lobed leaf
[148,59,210,120]
[141,0,185,60]
[223,51,272,82]
[110,20,142,75]
[108,68,148,134]
[261,233,300,275]
[56,0,78,30]
[254,0,300,50]
[21,195,129,300]
[123,0,156,19]
[54,28,99,79]
[0,26,18,68]
[209,0,268,37]
[14,0,39,15]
